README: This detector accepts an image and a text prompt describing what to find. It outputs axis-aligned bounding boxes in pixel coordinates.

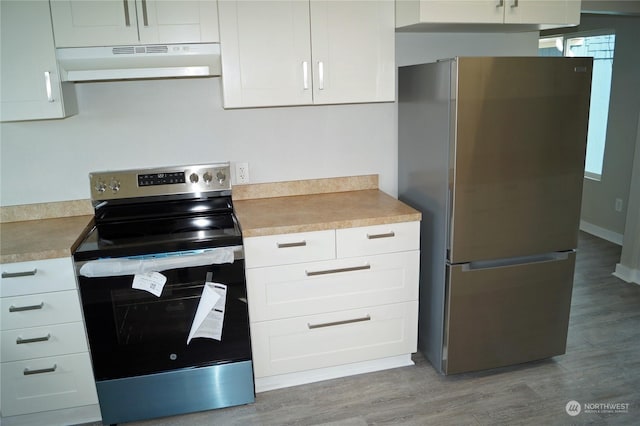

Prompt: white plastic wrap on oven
[79,248,235,277]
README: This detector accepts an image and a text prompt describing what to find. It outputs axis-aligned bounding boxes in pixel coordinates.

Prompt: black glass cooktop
[74,195,242,260]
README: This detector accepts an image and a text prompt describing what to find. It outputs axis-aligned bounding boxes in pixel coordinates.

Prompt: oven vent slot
[112,46,170,55]
[145,45,169,54]
[112,46,136,55]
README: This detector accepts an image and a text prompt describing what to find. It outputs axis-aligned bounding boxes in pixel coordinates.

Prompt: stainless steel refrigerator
[398,57,592,375]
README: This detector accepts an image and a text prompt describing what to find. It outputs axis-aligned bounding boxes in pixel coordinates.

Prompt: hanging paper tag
[132,272,167,297]
[187,283,227,344]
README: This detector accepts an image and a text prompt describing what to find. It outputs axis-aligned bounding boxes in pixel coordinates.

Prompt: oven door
[76,252,251,381]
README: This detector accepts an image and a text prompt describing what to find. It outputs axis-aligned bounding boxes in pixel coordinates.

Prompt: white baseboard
[254,354,414,393]
[1,404,101,426]
[580,220,624,246]
[613,263,640,285]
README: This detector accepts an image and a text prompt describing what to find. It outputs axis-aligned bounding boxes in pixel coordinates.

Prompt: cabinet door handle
[44,72,54,102]
[510,0,519,7]
[277,241,307,248]
[142,0,149,26]
[496,0,504,7]
[366,231,395,240]
[2,268,37,278]
[123,0,131,26]
[302,61,309,90]
[318,61,324,90]
[306,264,370,276]
[24,364,57,376]
[9,302,44,313]
[308,315,371,329]
[16,334,51,345]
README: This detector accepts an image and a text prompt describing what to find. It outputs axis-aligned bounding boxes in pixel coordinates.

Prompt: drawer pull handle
[308,315,371,329]
[306,264,370,276]
[366,231,395,240]
[23,364,57,376]
[277,241,307,248]
[2,268,37,278]
[16,334,51,345]
[9,302,44,312]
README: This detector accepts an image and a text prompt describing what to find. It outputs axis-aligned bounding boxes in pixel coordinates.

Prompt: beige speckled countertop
[0,200,94,264]
[0,176,421,261]
[233,176,421,238]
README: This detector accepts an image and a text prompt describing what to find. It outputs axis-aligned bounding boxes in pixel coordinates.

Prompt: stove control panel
[89,163,231,201]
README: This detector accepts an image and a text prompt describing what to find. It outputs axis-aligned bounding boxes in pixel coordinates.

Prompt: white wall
[0,32,538,207]
[614,111,640,284]
[567,15,640,238]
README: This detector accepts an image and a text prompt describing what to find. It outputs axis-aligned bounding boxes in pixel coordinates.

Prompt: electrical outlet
[235,162,250,184]
[615,198,623,212]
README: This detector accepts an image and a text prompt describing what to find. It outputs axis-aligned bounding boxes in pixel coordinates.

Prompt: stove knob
[189,173,199,183]
[95,181,107,193]
[216,170,226,185]
[109,178,121,192]
[202,171,212,183]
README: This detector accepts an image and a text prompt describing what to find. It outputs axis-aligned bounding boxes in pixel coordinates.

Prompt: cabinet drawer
[251,301,418,378]
[244,230,335,268]
[1,352,98,417]
[0,257,76,297]
[1,322,88,362]
[246,251,419,322]
[336,221,420,258]
[1,290,82,331]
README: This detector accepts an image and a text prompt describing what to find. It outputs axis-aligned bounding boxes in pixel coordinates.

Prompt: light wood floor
[96,232,640,425]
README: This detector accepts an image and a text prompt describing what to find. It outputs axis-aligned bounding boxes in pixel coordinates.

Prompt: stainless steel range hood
[56,43,221,82]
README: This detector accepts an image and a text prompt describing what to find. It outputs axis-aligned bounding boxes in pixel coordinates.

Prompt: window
[539,32,616,181]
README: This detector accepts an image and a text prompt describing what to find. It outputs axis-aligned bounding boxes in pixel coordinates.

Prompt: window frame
[539,29,616,182]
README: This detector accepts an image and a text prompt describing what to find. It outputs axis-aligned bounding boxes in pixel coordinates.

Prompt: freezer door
[443,251,575,375]
[450,57,592,263]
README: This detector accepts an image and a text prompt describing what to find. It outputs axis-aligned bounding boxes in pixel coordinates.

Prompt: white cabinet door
[243,230,336,268]
[251,301,418,377]
[0,1,76,122]
[246,251,420,322]
[1,353,98,417]
[504,0,580,25]
[50,0,219,47]
[218,0,313,108]
[137,0,220,44]
[49,0,139,47]
[396,0,580,27]
[219,0,395,108]
[1,290,82,330]
[0,257,77,298]
[309,0,394,104]
[399,0,503,25]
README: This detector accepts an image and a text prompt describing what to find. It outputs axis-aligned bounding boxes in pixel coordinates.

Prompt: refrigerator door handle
[462,251,572,271]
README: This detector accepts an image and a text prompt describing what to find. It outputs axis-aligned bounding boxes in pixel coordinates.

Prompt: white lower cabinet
[0,257,98,422]
[252,301,418,378]
[1,353,97,417]
[244,221,420,389]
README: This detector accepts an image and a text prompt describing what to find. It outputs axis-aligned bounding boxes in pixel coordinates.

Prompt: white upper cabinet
[49,0,219,47]
[218,0,395,108]
[396,0,581,29]
[309,0,395,105]
[503,0,580,25]
[0,0,77,122]
[218,0,313,108]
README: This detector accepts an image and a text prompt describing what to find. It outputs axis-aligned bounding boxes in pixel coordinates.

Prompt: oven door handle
[79,247,239,277]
